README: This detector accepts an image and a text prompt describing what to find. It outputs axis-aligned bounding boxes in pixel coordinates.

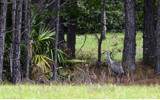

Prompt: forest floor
[132,61,160,85]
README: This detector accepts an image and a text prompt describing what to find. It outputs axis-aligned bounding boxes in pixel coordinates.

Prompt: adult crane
[102,51,124,83]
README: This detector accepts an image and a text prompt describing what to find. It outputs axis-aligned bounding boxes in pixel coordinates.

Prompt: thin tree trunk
[52,0,60,81]
[0,0,7,85]
[155,0,160,74]
[98,37,103,67]
[101,0,106,40]
[11,0,16,79]
[23,0,31,79]
[12,0,23,84]
[143,0,156,63]
[97,0,106,67]
[122,0,136,72]
[10,44,13,78]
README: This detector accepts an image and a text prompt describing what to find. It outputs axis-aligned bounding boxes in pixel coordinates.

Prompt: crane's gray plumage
[102,51,124,83]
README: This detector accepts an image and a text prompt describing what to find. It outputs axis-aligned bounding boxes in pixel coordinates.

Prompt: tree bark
[143,0,156,63]
[57,0,65,50]
[67,22,76,58]
[155,0,160,74]
[97,37,103,67]
[97,0,106,67]
[11,0,16,80]
[23,0,31,79]
[58,16,65,50]
[49,0,57,30]
[52,0,60,81]
[101,0,106,40]
[12,0,23,84]
[0,0,7,85]
[122,0,136,72]
[58,0,65,49]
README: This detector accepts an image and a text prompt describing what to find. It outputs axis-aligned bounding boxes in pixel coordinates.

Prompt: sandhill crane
[102,51,124,83]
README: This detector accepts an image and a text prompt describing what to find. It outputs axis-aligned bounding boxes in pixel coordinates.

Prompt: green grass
[0,84,160,99]
[76,32,143,61]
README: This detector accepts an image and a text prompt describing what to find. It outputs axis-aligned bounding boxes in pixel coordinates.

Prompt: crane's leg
[119,75,122,83]
[131,72,135,83]
[114,75,117,83]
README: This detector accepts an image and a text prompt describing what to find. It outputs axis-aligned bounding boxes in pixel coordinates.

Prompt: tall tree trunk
[0,0,7,85]
[58,17,65,50]
[143,0,156,63]
[49,0,57,30]
[97,0,106,67]
[155,0,160,74]
[58,0,65,50]
[67,23,76,58]
[23,0,31,79]
[12,0,23,84]
[101,0,106,40]
[122,0,136,72]
[67,0,76,58]
[52,0,60,81]
[11,0,16,79]
[97,37,103,67]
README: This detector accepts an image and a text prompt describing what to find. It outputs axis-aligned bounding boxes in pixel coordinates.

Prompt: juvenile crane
[102,51,124,83]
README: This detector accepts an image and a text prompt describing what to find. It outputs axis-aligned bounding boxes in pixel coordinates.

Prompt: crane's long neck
[107,53,113,64]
